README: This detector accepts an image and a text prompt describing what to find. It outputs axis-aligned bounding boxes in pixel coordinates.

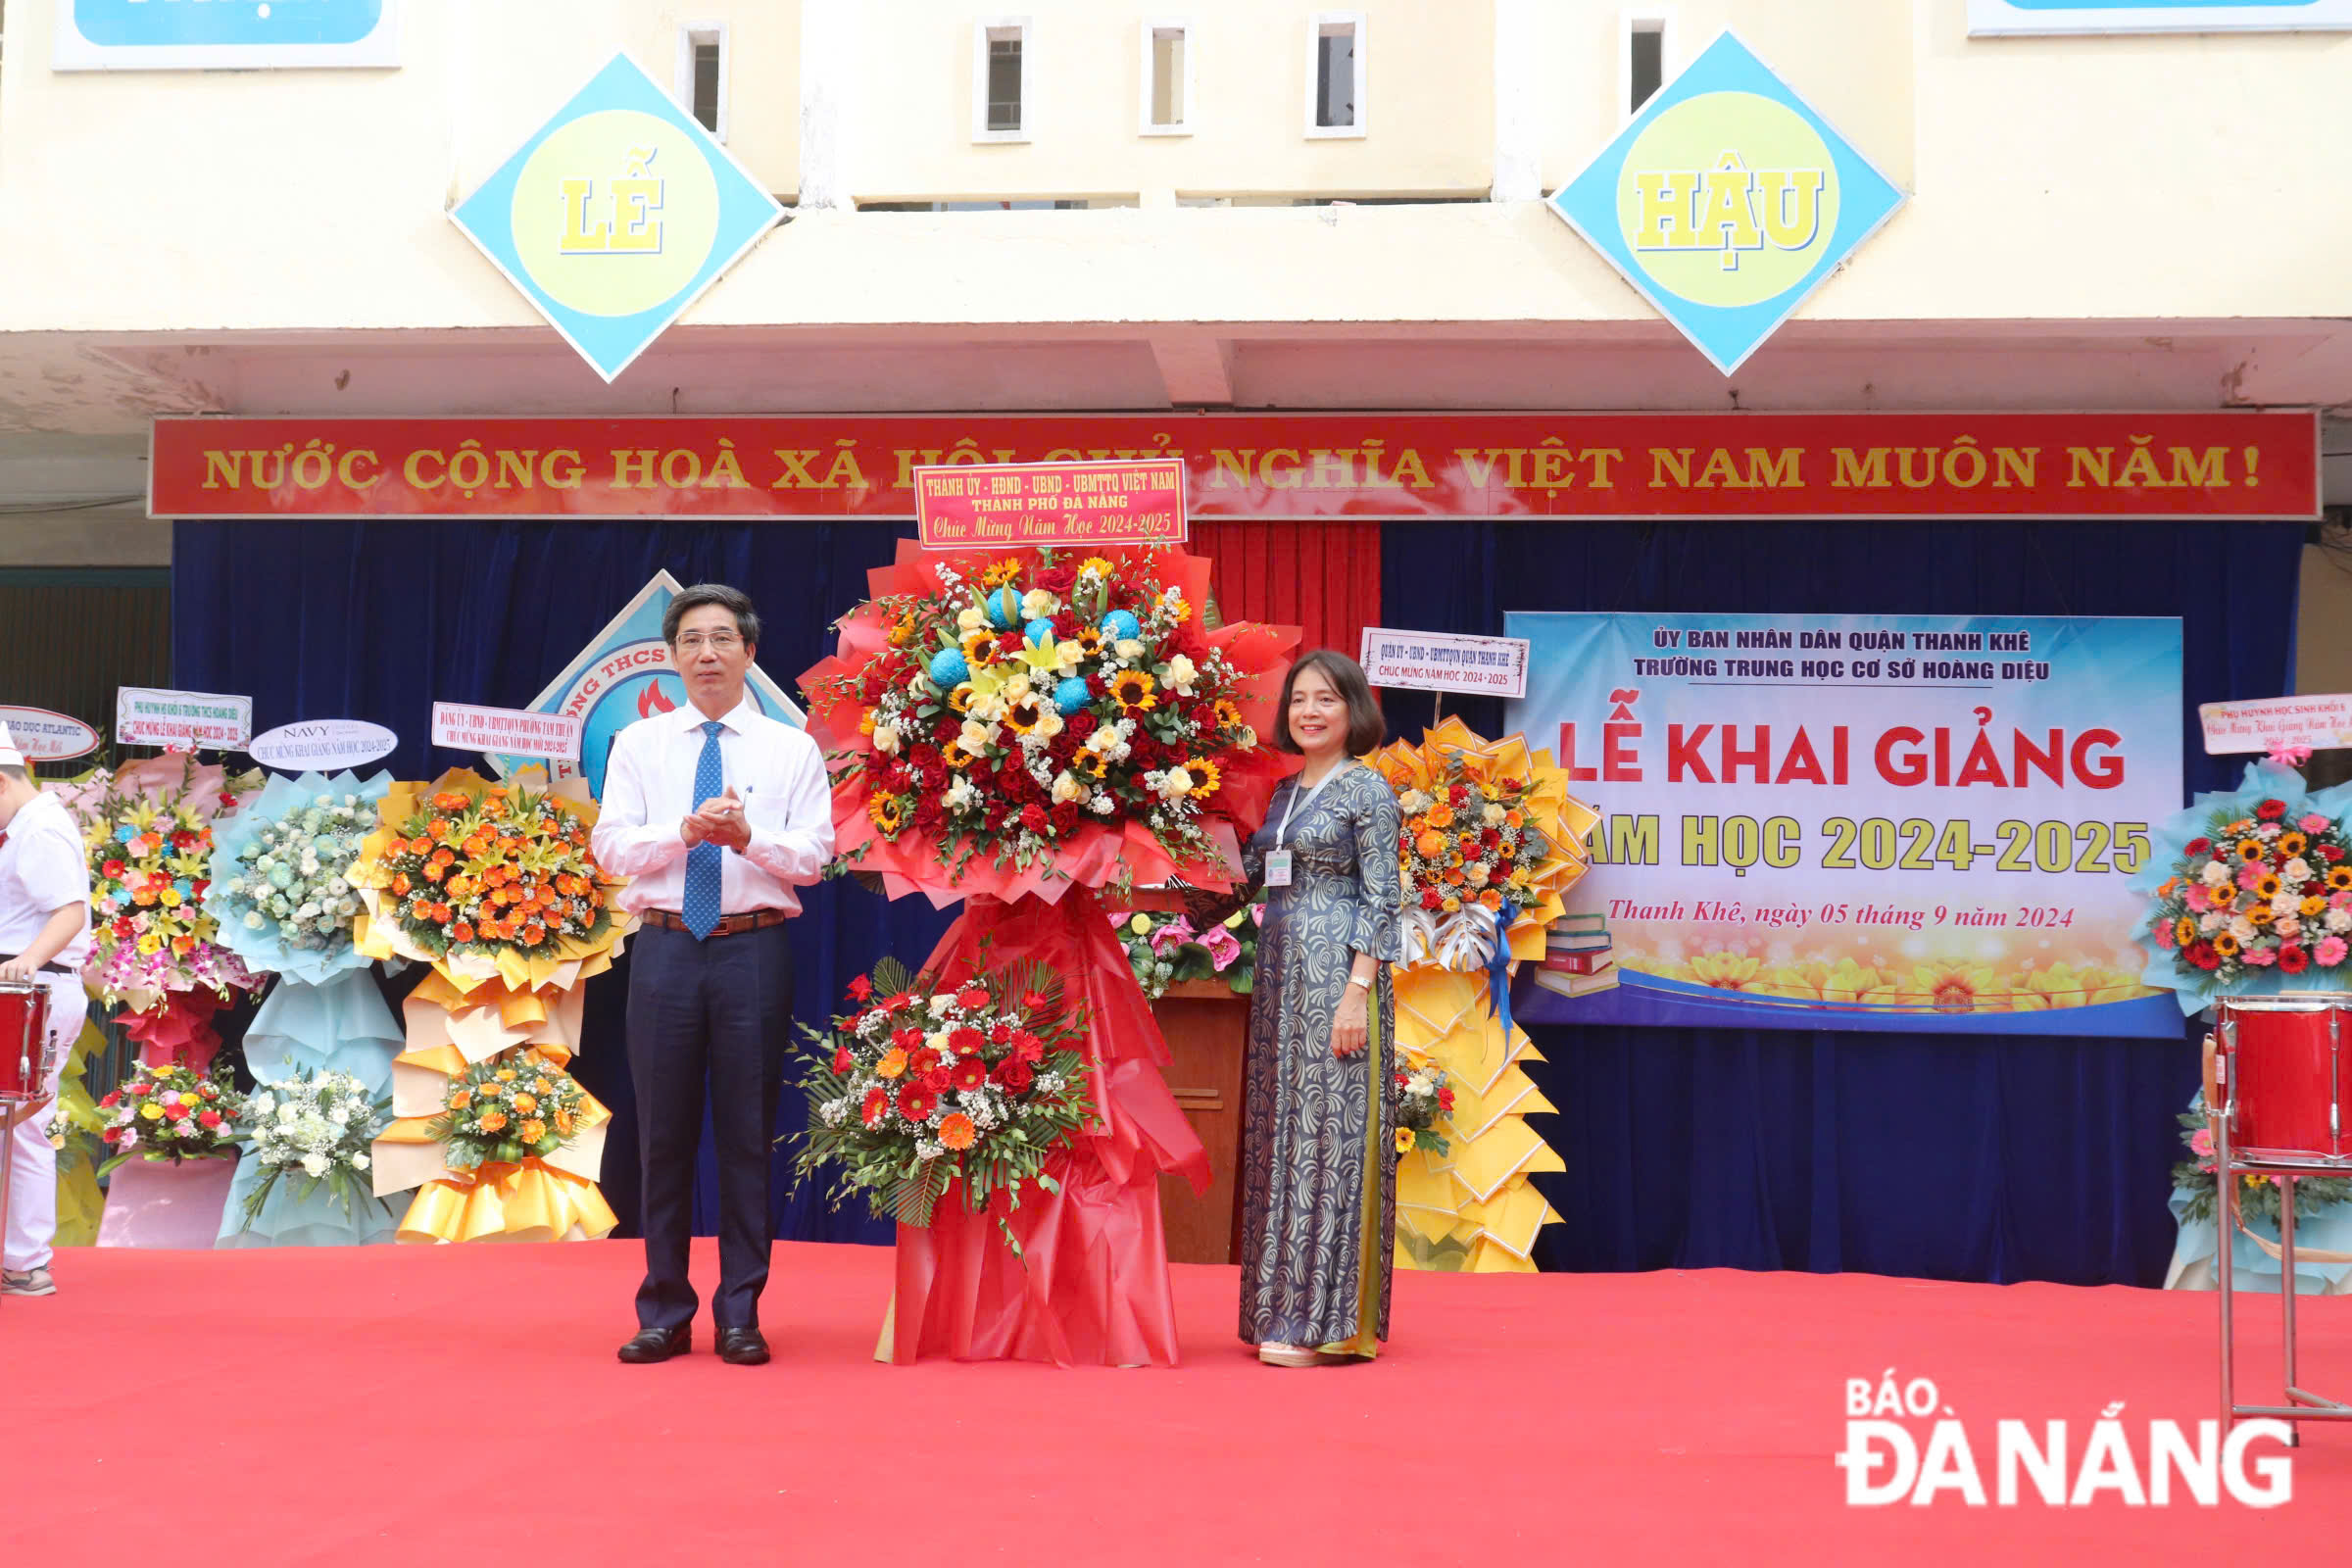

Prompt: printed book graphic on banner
[1503,612,2184,1037]
[499,571,804,799]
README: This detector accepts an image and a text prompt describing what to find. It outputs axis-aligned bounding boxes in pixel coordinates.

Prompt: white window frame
[1303,11,1366,141]
[1618,9,1676,123]
[675,23,730,143]
[972,17,1033,144]
[1139,19,1194,137]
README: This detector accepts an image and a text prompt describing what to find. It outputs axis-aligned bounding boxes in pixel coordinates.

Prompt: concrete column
[1491,0,1541,203]
[799,0,856,210]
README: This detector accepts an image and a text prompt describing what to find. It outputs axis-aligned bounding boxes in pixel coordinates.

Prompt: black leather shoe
[617,1326,691,1363]
[715,1327,770,1366]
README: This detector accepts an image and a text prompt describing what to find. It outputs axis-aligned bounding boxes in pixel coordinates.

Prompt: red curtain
[1192,520,1380,664]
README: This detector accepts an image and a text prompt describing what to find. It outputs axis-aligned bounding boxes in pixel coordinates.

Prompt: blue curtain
[172,518,957,1247]
[1378,517,2307,1284]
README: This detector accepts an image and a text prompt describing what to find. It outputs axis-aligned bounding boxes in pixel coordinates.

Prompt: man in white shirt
[0,723,93,1298]
[591,585,834,1366]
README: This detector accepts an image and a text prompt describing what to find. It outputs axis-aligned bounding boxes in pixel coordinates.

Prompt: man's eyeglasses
[675,633,743,653]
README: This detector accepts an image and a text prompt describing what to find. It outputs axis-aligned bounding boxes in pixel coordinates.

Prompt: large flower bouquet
[2174,1096,2352,1225]
[236,1069,391,1229]
[1115,900,1262,1000]
[206,771,390,985]
[2144,796,2352,995]
[96,1058,244,1176]
[424,1049,592,1172]
[792,956,1094,1237]
[64,753,261,1007]
[1369,719,1598,974]
[800,542,1297,905]
[354,767,629,1246]
[353,770,623,974]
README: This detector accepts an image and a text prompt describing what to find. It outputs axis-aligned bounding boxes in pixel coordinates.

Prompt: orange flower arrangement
[425,1049,593,1172]
[364,774,622,964]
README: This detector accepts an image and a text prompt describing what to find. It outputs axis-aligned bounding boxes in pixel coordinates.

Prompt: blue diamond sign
[1548,30,1905,375]
[452,53,782,383]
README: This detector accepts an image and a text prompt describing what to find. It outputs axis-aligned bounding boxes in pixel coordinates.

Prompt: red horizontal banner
[914,458,1186,549]
[149,412,2320,521]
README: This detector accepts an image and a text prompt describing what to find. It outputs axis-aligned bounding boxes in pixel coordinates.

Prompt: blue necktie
[683,720,725,940]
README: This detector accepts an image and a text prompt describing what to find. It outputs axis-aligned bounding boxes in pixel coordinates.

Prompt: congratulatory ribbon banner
[1504,612,2185,1038]
[149,412,2319,522]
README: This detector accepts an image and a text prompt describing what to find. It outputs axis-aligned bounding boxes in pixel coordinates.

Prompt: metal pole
[0,1101,19,1311]
[2217,1040,2235,1430]
[2282,1173,2300,1445]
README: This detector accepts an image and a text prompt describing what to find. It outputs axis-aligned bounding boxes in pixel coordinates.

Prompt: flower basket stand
[97,1153,239,1249]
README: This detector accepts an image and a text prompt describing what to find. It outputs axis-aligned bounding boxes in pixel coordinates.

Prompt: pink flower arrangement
[1200,924,1244,971]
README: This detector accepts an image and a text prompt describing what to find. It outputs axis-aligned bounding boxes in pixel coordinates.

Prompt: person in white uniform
[0,722,93,1298]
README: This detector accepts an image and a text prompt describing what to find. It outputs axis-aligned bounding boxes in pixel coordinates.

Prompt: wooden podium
[1152,977,1250,1264]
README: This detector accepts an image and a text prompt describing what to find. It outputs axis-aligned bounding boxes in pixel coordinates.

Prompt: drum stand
[2216,1101,2352,1445]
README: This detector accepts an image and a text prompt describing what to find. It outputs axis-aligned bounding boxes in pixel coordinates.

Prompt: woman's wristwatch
[1345,975,1371,992]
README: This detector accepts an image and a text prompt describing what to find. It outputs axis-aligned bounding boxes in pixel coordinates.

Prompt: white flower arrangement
[235,1068,392,1231]
[216,791,375,960]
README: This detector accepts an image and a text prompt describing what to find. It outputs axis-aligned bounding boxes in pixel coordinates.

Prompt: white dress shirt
[0,791,92,967]
[591,697,835,916]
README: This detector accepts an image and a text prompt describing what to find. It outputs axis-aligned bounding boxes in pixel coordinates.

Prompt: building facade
[0,0,2346,683]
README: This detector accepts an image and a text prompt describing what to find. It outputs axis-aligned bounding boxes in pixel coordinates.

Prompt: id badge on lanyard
[1265,765,1347,890]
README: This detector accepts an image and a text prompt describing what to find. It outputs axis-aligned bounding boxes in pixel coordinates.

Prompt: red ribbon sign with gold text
[914,458,1186,549]
[149,412,2320,522]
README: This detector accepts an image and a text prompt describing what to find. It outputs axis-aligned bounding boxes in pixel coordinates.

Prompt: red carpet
[10,1242,2352,1563]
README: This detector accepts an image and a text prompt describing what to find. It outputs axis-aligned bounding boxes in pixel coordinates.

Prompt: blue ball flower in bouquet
[1054,676,1092,716]
[928,648,970,688]
[1024,616,1059,648]
[1100,609,1141,644]
[986,587,1024,629]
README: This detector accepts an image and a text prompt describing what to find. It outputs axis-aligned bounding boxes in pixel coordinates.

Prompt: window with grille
[976,22,1028,140]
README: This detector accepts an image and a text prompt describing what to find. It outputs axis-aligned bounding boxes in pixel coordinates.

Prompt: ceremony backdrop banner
[1506,612,2182,1037]
[149,412,2321,522]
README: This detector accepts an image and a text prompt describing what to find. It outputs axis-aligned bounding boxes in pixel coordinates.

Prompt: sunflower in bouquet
[801,543,1295,904]
[792,956,1094,1241]
[2144,798,2352,993]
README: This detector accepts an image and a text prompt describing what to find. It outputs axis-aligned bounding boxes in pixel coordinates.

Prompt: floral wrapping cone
[1369,719,1599,1273]
[350,766,631,1242]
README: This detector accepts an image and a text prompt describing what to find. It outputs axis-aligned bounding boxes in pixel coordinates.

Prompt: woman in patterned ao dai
[1235,651,1401,1367]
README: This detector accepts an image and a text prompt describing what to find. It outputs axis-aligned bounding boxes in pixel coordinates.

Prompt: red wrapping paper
[886,889,1210,1366]
[122,990,228,1073]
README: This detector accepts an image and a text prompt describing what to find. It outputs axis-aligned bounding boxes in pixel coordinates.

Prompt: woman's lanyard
[1265,761,1350,888]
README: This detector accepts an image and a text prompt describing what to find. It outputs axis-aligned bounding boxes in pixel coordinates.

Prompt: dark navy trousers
[624,919,794,1332]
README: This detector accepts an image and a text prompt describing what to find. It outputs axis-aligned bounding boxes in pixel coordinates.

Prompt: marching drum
[0,977,53,1105]
[2215,992,2352,1166]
